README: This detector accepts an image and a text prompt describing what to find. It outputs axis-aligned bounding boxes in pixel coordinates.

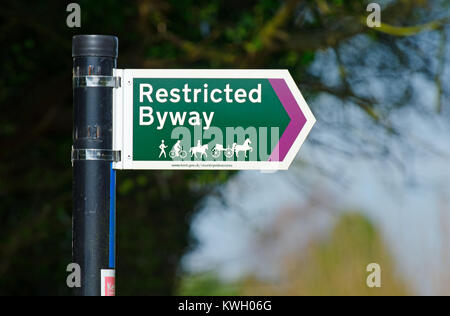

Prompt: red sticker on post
[101,269,115,296]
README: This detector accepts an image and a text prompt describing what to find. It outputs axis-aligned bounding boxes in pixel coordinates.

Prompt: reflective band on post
[73,76,121,88]
[72,148,121,163]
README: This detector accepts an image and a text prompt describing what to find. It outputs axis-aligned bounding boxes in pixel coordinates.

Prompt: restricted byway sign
[113,69,315,170]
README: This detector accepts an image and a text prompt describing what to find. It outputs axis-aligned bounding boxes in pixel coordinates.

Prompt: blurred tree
[177,272,241,296]
[242,213,411,295]
[0,0,447,294]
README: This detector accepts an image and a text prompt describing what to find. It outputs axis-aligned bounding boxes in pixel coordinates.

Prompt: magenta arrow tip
[268,79,307,162]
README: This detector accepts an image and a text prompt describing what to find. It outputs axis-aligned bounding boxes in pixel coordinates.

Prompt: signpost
[72,35,315,296]
[72,35,119,296]
[113,69,315,170]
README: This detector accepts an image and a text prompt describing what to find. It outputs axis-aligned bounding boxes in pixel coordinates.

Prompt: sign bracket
[71,148,121,164]
[73,75,122,89]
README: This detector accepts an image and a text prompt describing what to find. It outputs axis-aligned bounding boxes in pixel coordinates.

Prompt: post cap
[72,35,118,58]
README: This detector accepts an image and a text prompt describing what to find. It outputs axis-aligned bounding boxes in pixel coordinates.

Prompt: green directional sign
[113,69,315,170]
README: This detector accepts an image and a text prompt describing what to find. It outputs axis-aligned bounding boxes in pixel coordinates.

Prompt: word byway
[139,107,214,130]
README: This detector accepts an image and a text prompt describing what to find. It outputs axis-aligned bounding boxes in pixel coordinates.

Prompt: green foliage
[299,213,410,295]
[243,213,410,295]
[177,213,410,296]
[178,273,242,296]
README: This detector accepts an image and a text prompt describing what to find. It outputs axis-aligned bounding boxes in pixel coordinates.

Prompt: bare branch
[370,18,449,37]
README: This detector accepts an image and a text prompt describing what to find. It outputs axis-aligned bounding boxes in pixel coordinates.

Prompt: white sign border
[113,69,315,170]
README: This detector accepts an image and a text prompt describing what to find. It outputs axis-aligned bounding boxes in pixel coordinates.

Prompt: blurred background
[0,0,449,295]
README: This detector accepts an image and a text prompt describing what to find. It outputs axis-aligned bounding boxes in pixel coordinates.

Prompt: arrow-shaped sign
[113,69,315,170]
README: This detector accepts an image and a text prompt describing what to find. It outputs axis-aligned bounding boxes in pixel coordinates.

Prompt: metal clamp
[72,148,121,164]
[73,76,121,88]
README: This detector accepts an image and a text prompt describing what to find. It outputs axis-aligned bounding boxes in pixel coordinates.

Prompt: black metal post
[72,35,118,296]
